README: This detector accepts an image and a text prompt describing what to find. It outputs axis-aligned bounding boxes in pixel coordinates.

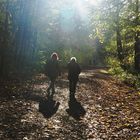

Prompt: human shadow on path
[20,91,60,118]
[66,97,86,120]
[39,95,60,118]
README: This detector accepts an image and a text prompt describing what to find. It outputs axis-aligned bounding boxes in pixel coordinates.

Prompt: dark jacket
[67,61,81,81]
[45,59,60,79]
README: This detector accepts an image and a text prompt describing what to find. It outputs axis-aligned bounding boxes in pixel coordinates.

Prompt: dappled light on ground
[0,69,140,139]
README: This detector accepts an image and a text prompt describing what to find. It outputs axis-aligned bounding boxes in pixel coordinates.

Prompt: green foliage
[0,0,139,81]
[108,57,140,88]
[89,0,140,88]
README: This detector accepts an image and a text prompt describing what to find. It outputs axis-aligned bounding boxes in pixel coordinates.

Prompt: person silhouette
[67,57,81,100]
[45,52,61,97]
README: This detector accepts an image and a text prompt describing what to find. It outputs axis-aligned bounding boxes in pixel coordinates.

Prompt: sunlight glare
[85,0,100,6]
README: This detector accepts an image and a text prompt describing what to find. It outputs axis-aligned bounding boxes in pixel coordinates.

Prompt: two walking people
[45,52,81,100]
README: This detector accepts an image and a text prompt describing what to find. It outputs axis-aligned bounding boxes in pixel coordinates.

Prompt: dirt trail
[0,69,140,140]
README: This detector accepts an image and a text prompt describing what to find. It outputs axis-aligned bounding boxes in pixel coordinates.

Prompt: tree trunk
[0,0,9,77]
[116,26,123,63]
[134,0,140,71]
[115,0,124,64]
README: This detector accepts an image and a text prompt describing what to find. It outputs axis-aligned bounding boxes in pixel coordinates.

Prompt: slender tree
[0,0,9,77]
[134,0,140,71]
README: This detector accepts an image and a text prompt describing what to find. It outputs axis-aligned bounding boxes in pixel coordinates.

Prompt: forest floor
[0,68,140,140]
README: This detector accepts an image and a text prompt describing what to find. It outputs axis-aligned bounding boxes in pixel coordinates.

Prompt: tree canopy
[0,0,139,80]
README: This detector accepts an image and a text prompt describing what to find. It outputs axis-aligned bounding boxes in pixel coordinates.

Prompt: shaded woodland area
[0,0,140,139]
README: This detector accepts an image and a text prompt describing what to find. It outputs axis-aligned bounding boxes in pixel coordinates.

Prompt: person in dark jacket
[45,52,61,97]
[67,57,81,100]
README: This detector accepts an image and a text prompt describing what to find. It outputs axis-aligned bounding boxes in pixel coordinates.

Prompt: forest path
[0,69,140,139]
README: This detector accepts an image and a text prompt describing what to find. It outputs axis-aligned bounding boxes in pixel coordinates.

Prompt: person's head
[51,52,59,60]
[70,57,77,63]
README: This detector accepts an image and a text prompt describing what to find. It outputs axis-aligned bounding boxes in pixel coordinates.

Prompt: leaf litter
[0,69,140,139]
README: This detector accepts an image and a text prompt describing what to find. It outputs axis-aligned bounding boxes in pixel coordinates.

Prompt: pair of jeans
[47,78,56,96]
[69,80,77,99]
